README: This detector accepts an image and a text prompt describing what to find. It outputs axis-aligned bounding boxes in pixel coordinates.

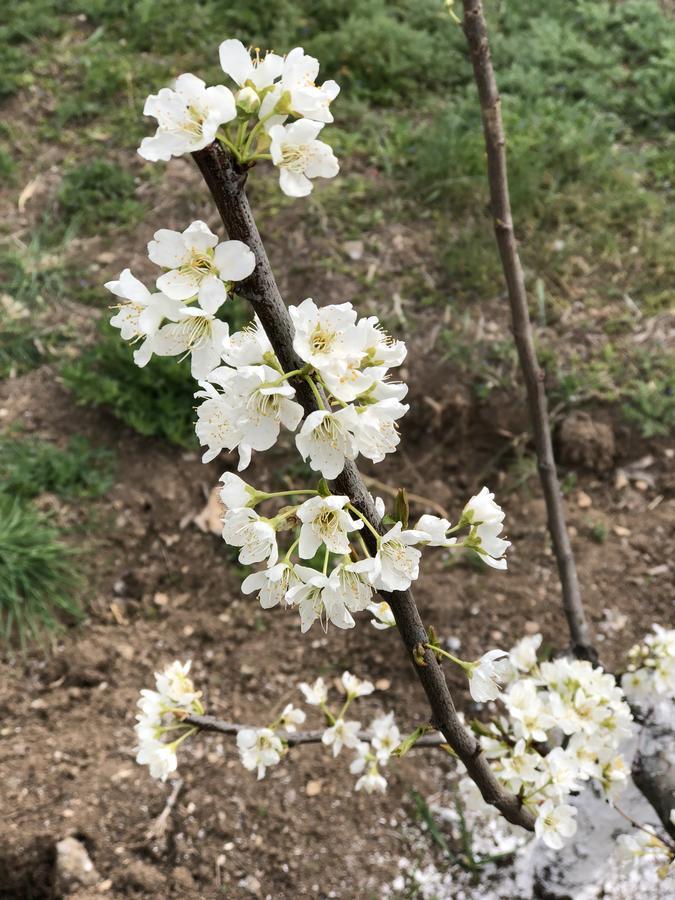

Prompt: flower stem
[303,374,326,410]
[262,489,317,500]
[284,538,300,562]
[347,504,381,544]
[425,643,471,672]
[266,367,307,387]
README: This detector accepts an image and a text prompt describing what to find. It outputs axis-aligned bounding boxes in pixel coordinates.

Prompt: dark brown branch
[186,715,448,748]
[461,0,596,663]
[191,142,534,831]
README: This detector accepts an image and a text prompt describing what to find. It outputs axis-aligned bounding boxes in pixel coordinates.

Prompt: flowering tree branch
[185,714,448,749]
[461,0,596,663]
[109,36,675,866]
[191,141,535,831]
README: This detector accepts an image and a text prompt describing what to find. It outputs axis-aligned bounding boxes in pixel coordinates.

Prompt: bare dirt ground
[1,327,673,897]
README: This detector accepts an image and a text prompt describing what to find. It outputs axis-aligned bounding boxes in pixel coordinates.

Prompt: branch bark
[191,142,535,831]
[186,714,448,749]
[461,0,596,663]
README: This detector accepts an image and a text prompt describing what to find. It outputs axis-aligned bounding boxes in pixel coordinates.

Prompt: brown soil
[1,338,673,898]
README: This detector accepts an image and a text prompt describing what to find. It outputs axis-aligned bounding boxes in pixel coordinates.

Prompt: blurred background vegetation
[0,0,673,644]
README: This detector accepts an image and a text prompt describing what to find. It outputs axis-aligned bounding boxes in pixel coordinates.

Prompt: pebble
[56,836,99,890]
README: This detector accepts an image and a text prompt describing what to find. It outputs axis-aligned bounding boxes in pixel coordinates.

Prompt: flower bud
[236,86,260,113]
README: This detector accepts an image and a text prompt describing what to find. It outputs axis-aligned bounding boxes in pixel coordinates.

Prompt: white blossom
[237,727,284,779]
[467,649,511,703]
[534,801,578,850]
[219,472,260,510]
[295,408,356,479]
[135,660,200,782]
[222,316,274,368]
[106,269,181,367]
[355,769,388,794]
[278,47,339,123]
[148,221,255,313]
[290,299,359,372]
[196,364,304,468]
[136,741,178,782]
[241,562,299,609]
[299,677,328,706]
[354,522,424,592]
[505,679,556,742]
[222,508,278,566]
[218,39,284,91]
[154,660,200,705]
[258,46,340,126]
[139,73,236,161]
[278,703,306,732]
[338,398,408,464]
[341,671,375,698]
[269,120,338,197]
[509,633,542,673]
[472,519,511,570]
[285,565,359,632]
[152,303,230,379]
[462,486,505,526]
[296,494,362,558]
[414,514,457,548]
[354,315,407,368]
[368,601,396,630]
[322,718,361,757]
[370,712,401,763]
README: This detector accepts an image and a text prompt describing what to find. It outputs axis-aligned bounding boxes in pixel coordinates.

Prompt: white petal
[213,240,256,281]
[198,275,227,314]
[156,270,200,300]
[219,39,253,86]
[148,229,189,268]
[279,169,312,197]
[138,131,187,162]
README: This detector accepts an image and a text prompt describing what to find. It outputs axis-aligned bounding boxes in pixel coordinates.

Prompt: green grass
[61,321,200,447]
[0,432,114,499]
[51,160,144,239]
[0,496,83,649]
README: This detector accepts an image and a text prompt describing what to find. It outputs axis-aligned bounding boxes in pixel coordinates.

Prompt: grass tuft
[0,433,114,500]
[0,496,83,650]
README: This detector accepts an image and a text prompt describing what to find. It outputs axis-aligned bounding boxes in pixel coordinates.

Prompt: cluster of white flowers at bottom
[621,625,675,704]
[135,661,203,781]
[616,811,675,881]
[459,636,635,850]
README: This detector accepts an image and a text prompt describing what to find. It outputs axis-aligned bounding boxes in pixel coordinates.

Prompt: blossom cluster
[458,634,635,850]
[616,812,675,881]
[106,221,255,377]
[197,297,410,477]
[621,625,675,705]
[224,479,510,633]
[138,40,339,197]
[135,661,204,781]
[300,672,401,793]
[136,665,403,795]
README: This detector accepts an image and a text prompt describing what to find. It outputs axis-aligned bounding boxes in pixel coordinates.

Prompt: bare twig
[147,776,183,842]
[186,715,448,748]
[191,142,534,831]
[461,0,596,662]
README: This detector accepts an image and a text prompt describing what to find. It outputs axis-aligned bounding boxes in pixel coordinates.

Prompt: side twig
[461,0,597,663]
[191,142,535,831]
[186,715,448,749]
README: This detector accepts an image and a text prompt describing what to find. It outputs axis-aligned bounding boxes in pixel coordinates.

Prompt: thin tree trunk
[191,142,535,831]
[461,0,597,662]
